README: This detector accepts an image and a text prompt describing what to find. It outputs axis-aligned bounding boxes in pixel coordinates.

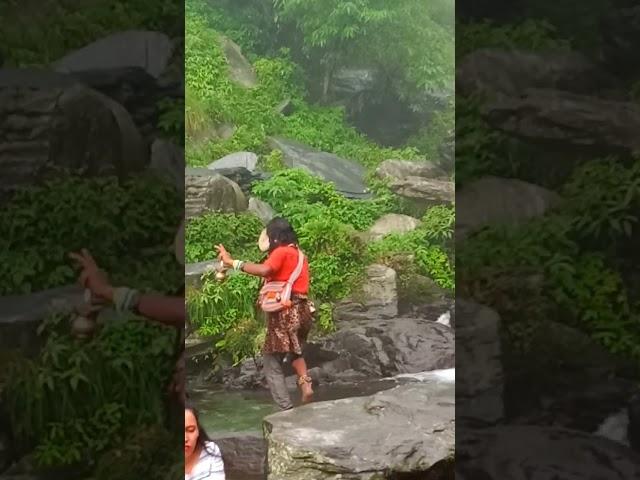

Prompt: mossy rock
[398,273,447,311]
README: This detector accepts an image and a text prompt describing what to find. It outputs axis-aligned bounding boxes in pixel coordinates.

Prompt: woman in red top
[216,217,314,409]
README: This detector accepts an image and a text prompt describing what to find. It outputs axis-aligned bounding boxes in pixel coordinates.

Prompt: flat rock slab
[264,381,454,479]
[268,137,371,199]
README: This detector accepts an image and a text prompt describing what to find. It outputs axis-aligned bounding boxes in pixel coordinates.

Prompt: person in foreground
[185,402,225,480]
[216,217,314,410]
[69,219,187,404]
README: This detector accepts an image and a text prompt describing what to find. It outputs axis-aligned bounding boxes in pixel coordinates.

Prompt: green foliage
[2,0,182,66]
[185,213,265,264]
[157,98,185,146]
[185,0,421,170]
[0,175,183,295]
[456,18,570,59]
[4,313,176,467]
[366,206,455,291]
[252,169,395,231]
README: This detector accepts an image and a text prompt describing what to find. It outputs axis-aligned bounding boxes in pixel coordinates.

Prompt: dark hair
[266,217,298,251]
[185,401,217,457]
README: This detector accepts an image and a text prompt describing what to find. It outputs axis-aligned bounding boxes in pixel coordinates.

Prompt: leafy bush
[4,313,177,467]
[0,175,183,295]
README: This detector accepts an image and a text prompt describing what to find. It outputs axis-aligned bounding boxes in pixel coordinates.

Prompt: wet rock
[185,168,248,219]
[54,30,174,79]
[267,137,370,199]
[482,89,640,155]
[320,317,454,380]
[366,213,421,242]
[220,36,258,89]
[456,176,561,242]
[457,425,640,480]
[264,381,454,480]
[457,49,614,98]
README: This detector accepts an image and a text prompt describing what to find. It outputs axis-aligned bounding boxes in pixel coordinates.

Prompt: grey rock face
[248,197,276,224]
[366,213,422,242]
[208,151,259,172]
[264,381,454,479]
[213,431,266,479]
[376,159,446,182]
[220,36,258,88]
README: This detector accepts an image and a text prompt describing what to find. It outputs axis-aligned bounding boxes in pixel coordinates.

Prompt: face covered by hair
[258,229,270,252]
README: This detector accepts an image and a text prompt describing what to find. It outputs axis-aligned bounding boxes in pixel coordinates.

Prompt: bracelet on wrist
[113,287,141,314]
[232,259,245,271]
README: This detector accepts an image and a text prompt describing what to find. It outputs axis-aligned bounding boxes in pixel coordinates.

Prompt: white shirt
[185,441,225,480]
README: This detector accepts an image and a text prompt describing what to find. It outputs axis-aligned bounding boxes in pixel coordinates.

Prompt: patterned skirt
[262,295,313,355]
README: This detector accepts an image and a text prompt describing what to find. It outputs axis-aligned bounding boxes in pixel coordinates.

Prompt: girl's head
[184,402,210,460]
[262,217,298,252]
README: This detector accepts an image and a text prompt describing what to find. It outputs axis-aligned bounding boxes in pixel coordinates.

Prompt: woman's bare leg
[291,355,313,404]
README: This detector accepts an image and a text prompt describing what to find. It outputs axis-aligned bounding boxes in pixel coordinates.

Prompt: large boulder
[376,160,446,182]
[263,381,454,479]
[267,137,370,199]
[456,176,561,242]
[220,36,258,89]
[318,317,454,381]
[366,213,421,242]
[53,30,174,79]
[482,89,640,154]
[457,49,614,98]
[185,168,248,219]
[0,70,147,202]
[457,425,640,480]
[456,299,504,427]
[335,264,398,320]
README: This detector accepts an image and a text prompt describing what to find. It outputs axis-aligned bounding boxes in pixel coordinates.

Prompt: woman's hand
[215,244,234,267]
[69,249,114,302]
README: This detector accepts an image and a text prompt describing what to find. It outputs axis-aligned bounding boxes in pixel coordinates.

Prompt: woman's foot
[297,375,314,404]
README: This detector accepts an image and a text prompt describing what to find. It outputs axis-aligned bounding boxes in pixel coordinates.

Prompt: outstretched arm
[215,244,274,278]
